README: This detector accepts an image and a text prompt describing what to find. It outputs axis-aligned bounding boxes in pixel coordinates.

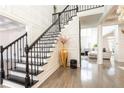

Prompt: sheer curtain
[81,27,97,51]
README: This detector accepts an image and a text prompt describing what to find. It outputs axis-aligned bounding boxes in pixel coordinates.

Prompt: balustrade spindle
[30,49,33,84]
[0,33,27,86]
[23,37,25,56]
[17,41,19,63]
[20,39,22,62]
[10,45,12,70]
[37,42,38,74]
[6,48,9,78]
[0,46,5,85]
[34,44,36,74]
[14,43,16,68]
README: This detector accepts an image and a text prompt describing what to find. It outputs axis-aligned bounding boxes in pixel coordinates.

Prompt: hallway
[39,57,124,88]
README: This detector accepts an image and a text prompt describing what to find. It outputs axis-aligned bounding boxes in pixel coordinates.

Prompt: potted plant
[93,44,97,51]
[58,35,69,68]
[59,35,69,47]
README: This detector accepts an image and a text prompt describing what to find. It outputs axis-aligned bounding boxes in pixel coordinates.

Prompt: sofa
[88,50,111,60]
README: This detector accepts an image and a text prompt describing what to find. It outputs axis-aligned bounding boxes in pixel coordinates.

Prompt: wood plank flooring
[39,56,124,88]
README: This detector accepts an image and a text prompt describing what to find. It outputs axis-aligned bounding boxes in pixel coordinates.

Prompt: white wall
[81,28,97,51]
[0,6,53,45]
[60,16,80,67]
[78,7,104,18]
[103,32,114,52]
[115,24,124,62]
[0,27,26,47]
[56,5,66,12]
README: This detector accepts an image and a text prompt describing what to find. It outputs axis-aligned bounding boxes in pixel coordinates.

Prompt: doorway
[80,27,98,67]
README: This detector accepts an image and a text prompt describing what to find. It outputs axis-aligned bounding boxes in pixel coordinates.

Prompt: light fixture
[117,6,124,22]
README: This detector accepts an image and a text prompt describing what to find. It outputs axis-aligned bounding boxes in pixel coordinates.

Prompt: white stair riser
[45,33,60,36]
[31,48,53,51]
[43,35,60,37]
[37,44,55,47]
[27,52,51,57]
[21,57,49,62]
[43,35,59,38]
[41,38,57,41]
[16,63,43,70]
[40,37,59,40]
[38,41,57,43]
[39,48,53,51]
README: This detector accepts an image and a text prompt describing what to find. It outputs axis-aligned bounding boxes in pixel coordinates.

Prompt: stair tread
[38,42,56,46]
[45,33,60,35]
[43,34,58,36]
[7,74,38,86]
[42,36,57,38]
[40,38,58,41]
[38,42,56,44]
[21,55,51,59]
[33,46,55,48]
[10,67,44,75]
[39,41,56,43]
[16,61,48,66]
[41,36,57,38]
[47,31,60,33]
[29,50,53,53]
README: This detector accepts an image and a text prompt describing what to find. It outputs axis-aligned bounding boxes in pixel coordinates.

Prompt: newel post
[0,46,5,84]
[25,44,30,88]
[58,13,61,32]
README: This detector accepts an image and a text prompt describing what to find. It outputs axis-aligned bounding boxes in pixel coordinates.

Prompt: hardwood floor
[39,56,124,88]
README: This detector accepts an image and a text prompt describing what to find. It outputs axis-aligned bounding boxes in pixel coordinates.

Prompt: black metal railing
[25,19,60,87]
[24,5,72,87]
[0,32,27,85]
[52,5,104,23]
[77,5,104,12]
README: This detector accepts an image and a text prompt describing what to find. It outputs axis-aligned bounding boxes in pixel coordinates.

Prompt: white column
[97,25,103,64]
[115,24,124,62]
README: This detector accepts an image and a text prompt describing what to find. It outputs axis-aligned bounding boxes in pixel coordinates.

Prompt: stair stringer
[31,42,60,88]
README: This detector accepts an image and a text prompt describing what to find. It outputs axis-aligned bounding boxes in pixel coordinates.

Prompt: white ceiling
[103,6,118,25]
[80,13,103,28]
[103,5,124,26]
[79,6,123,28]
[0,15,25,31]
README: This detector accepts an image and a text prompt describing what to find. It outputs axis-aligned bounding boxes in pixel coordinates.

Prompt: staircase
[0,5,104,88]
